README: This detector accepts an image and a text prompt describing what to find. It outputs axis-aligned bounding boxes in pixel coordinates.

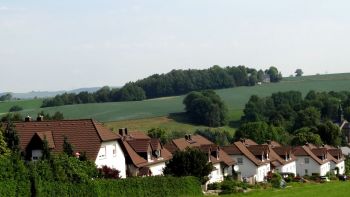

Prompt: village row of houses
[4,118,346,184]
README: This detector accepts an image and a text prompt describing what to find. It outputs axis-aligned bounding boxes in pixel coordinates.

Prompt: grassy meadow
[1,73,350,132]
[221,182,350,197]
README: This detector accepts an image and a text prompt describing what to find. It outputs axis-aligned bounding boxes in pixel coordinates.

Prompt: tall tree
[63,136,74,156]
[266,66,282,82]
[163,148,213,184]
[295,69,303,77]
[4,121,20,152]
[184,90,228,127]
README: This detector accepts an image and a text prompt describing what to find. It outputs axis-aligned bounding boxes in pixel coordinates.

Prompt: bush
[8,105,23,112]
[207,182,220,190]
[271,173,283,188]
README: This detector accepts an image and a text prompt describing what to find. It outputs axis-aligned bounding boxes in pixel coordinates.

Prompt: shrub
[207,182,220,190]
[8,105,23,112]
[271,173,283,188]
[98,165,121,179]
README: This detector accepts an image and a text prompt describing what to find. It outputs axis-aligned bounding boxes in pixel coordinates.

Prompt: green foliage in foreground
[33,176,202,197]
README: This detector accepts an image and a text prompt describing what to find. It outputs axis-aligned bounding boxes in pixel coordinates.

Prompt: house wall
[229,155,269,182]
[31,149,43,160]
[333,161,345,175]
[208,163,224,183]
[95,141,126,178]
[276,161,296,175]
[295,156,330,176]
[149,162,166,176]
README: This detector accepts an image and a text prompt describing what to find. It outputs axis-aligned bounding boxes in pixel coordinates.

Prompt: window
[113,144,117,157]
[99,146,106,159]
[305,169,308,175]
[304,158,309,164]
[237,158,243,165]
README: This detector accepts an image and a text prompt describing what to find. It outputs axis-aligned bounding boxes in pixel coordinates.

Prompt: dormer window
[154,150,161,158]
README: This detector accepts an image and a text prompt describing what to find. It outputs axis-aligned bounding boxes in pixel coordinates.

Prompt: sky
[1,0,350,92]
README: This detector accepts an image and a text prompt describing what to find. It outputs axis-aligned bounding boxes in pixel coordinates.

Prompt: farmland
[1,73,350,132]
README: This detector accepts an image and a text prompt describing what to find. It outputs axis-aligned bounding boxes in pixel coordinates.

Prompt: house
[324,145,345,175]
[222,139,270,183]
[165,134,236,183]
[262,74,271,83]
[7,118,127,178]
[119,129,172,177]
[262,140,297,176]
[293,144,331,176]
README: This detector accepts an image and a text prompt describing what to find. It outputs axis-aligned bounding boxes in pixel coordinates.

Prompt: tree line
[41,66,282,107]
[236,90,350,146]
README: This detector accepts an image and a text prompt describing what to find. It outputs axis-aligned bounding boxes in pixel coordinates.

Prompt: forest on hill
[40,66,282,108]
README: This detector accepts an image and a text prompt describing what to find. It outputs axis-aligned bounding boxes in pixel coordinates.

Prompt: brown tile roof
[35,131,55,148]
[268,146,296,166]
[221,145,242,155]
[128,139,151,153]
[150,139,161,150]
[120,131,172,168]
[232,141,267,166]
[247,145,269,156]
[171,135,213,151]
[168,134,236,166]
[10,119,120,161]
[293,146,329,165]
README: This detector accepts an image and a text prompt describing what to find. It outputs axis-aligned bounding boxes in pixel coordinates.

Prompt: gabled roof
[9,119,120,161]
[293,146,329,165]
[170,135,213,151]
[247,145,269,156]
[35,131,55,148]
[167,134,236,166]
[120,131,172,168]
[232,141,268,166]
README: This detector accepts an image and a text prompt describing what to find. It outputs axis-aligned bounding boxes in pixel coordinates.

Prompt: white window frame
[99,146,106,159]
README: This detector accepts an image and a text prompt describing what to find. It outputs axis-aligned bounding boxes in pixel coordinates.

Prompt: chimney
[240,138,246,144]
[124,128,128,136]
[119,128,124,136]
[188,134,192,141]
[37,115,44,121]
[25,116,32,122]
[267,140,271,145]
[185,135,189,140]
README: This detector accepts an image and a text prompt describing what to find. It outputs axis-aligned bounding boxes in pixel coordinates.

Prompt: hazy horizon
[1,0,350,92]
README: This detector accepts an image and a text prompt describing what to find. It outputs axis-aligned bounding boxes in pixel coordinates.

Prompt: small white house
[11,119,127,178]
[270,146,297,176]
[293,145,331,176]
[120,130,173,177]
[222,141,271,183]
[327,148,346,175]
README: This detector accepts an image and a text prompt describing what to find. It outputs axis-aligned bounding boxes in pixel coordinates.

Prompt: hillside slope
[1,73,350,123]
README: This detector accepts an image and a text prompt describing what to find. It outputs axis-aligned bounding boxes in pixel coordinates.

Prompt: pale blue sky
[1,0,350,92]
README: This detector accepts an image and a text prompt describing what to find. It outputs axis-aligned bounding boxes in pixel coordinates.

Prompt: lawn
[1,73,350,126]
[222,182,350,197]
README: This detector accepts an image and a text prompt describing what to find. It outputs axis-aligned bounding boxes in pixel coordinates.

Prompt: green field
[1,73,350,132]
[220,182,350,197]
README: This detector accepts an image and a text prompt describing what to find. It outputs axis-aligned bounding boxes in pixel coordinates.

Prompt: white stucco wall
[149,162,166,176]
[32,149,43,160]
[332,161,345,175]
[95,141,126,178]
[229,155,269,182]
[208,163,224,183]
[276,161,296,175]
[295,156,330,176]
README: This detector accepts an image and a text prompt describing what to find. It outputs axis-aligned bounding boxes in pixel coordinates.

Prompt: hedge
[35,176,202,197]
[0,180,30,197]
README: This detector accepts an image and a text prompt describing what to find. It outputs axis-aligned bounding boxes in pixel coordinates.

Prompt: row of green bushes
[0,176,202,197]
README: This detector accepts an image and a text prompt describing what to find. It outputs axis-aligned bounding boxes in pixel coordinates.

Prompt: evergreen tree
[63,136,74,156]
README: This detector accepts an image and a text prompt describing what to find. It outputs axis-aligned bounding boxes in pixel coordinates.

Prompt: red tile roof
[293,146,329,165]
[9,119,120,161]
[167,134,236,166]
[232,141,269,166]
[120,131,172,168]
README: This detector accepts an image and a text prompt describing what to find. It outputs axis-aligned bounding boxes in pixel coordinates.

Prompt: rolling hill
[1,73,350,132]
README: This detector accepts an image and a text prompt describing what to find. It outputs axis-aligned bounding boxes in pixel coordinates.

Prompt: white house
[293,145,331,176]
[222,140,270,183]
[327,148,346,175]
[267,142,297,176]
[119,129,172,177]
[11,118,127,178]
[165,134,236,184]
